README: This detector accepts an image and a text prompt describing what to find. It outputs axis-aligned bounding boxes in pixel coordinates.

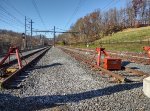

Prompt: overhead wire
[2,0,25,17]
[32,0,47,29]
[65,0,84,28]
[0,14,21,27]
[0,9,26,29]
[100,0,115,11]
[0,18,13,26]
[0,0,33,32]
[0,4,24,26]
[56,27,68,32]
[101,0,119,11]
[65,0,115,30]
[0,2,26,31]
[0,18,20,30]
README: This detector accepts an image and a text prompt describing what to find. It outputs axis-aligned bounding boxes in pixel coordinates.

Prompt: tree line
[0,29,49,51]
[56,0,150,45]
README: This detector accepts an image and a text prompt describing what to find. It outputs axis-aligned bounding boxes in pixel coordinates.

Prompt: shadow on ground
[122,61,140,70]
[30,63,63,70]
[0,82,142,111]
[122,61,131,66]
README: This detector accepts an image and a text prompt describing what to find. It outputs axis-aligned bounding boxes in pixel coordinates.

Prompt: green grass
[71,26,150,52]
[95,26,150,43]
[98,42,149,52]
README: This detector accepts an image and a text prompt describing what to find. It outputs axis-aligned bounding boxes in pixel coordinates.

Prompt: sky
[0,0,129,38]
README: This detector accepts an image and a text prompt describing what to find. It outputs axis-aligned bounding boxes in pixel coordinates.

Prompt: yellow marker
[6,68,17,73]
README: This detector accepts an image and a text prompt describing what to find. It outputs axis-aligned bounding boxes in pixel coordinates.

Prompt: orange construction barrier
[96,47,121,70]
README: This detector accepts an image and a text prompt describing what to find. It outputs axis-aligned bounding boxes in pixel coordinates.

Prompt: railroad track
[67,47,150,65]
[0,47,50,89]
[60,47,149,83]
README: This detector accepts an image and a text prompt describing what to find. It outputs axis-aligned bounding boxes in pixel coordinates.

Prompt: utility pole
[30,19,34,37]
[29,19,34,48]
[40,34,44,46]
[24,16,27,49]
[25,16,27,36]
[53,26,56,47]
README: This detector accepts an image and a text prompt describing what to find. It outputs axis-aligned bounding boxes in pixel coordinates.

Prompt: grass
[71,26,150,52]
[95,26,150,43]
[98,42,149,52]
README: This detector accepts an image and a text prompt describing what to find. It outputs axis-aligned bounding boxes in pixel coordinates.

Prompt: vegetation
[69,26,150,52]
[95,26,150,43]
[0,29,50,54]
[56,0,150,52]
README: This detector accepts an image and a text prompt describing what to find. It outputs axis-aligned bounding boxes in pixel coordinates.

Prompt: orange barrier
[96,48,121,70]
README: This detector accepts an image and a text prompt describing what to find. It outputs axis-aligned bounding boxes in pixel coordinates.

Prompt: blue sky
[0,0,129,38]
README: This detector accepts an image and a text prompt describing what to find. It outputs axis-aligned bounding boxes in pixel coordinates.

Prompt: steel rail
[60,48,129,83]
[69,47,150,64]
[60,47,149,83]
[0,47,50,88]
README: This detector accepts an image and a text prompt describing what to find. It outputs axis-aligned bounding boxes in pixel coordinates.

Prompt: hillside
[72,26,150,52]
[95,26,150,43]
[0,29,48,55]
[92,26,150,52]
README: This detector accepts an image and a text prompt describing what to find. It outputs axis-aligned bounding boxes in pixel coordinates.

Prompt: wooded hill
[56,0,150,45]
[0,29,49,52]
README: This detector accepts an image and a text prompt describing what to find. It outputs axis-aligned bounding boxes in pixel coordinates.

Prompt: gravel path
[0,47,150,111]
[123,62,150,73]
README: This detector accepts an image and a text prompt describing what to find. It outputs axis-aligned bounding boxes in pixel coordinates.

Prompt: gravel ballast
[0,47,150,111]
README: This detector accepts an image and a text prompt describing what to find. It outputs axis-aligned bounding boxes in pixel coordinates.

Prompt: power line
[2,0,25,17]
[0,18,19,30]
[56,27,68,32]
[0,11,24,30]
[65,0,84,28]
[0,11,15,21]
[0,14,23,28]
[0,4,24,26]
[0,7,26,28]
[0,6,24,26]
[29,19,34,37]
[65,0,116,29]
[101,0,116,11]
[0,18,12,26]
[32,0,46,29]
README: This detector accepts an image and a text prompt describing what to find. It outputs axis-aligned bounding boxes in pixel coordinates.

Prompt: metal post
[40,34,43,47]
[53,26,56,47]
[24,16,27,49]
[29,19,34,49]
[15,48,22,69]
[97,48,101,66]
[31,20,33,37]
